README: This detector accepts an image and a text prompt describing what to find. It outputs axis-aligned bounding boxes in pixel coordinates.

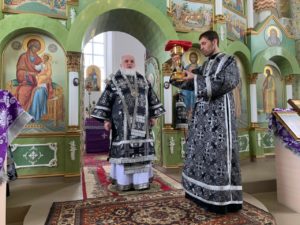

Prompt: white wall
[110,31,146,75]
[84,32,146,118]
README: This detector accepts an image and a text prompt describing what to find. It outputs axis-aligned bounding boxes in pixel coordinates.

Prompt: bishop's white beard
[120,68,136,76]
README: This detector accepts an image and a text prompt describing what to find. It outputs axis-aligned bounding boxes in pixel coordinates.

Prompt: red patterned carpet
[45,190,276,225]
[82,154,182,199]
[83,153,108,166]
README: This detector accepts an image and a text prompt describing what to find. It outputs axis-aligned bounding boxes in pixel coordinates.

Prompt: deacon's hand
[149,118,157,127]
[183,70,195,81]
[104,121,112,131]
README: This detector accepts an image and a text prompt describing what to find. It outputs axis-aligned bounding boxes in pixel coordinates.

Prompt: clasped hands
[170,70,195,82]
[104,118,157,131]
[183,70,195,81]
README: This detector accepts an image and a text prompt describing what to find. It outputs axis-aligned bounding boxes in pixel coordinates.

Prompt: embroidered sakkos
[92,70,165,165]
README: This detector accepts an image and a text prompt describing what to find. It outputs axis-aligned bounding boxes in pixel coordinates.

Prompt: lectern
[271,104,300,213]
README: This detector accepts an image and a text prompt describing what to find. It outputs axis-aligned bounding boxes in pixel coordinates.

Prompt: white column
[163,76,173,125]
[166,0,170,9]
[286,84,293,108]
[69,71,79,126]
[247,0,254,28]
[250,83,258,122]
[215,0,223,15]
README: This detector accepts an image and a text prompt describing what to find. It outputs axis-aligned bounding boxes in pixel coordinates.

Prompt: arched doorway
[73,3,178,166]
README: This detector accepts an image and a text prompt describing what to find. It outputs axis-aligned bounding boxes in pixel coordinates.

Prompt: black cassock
[175,91,188,129]
[171,53,243,214]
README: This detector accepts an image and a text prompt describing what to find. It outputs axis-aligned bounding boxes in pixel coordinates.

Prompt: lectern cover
[270,108,300,154]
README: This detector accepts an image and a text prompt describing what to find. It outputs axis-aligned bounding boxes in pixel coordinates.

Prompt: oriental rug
[45,190,276,225]
[82,157,182,199]
[83,153,108,166]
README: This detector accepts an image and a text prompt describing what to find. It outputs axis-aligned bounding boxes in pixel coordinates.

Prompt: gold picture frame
[288,99,300,114]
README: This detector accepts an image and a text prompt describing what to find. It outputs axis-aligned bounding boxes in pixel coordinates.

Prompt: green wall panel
[11,136,80,177]
[12,144,58,168]
[64,137,81,175]
[162,130,186,167]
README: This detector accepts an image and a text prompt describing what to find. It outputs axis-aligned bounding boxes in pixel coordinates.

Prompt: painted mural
[145,57,160,95]
[182,47,205,67]
[279,18,295,36]
[169,0,213,32]
[3,0,67,19]
[4,34,66,133]
[235,57,249,128]
[67,0,78,5]
[293,76,300,99]
[85,65,101,92]
[256,66,284,123]
[182,48,205,119]
[264,25,282,46]
[223,0,244,15]
[223,7,247,42]
[145,56,162,163]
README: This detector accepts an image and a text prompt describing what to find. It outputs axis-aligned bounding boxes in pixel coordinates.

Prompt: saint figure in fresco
[16,39,43,111]
[236,0,243,12]
[28,53,53,121]
[182,52,199,118]
[86,66,100,91]
[90,68,100,91]
[266,28,281,46]
[232,77,242,118]
[263,68,277,114]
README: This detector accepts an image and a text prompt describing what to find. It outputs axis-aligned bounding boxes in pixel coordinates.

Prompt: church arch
[67,0,178,61]
[252,47,300,76]
[226,41,251,74]
[0,14,68,52]
[226,41,251,129]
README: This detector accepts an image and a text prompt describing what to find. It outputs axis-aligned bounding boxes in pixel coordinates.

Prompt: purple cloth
[85,118,104,129]
[0,90,32,182]
[85,118,109,153]
[269,108,300,155]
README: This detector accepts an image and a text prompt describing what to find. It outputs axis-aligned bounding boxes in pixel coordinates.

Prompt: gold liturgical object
[165,40,192,82]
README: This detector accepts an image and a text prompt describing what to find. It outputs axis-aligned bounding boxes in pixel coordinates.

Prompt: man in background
[92,54,165,191]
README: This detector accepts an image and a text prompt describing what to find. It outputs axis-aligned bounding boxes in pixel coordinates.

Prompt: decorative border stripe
[182,172,242,191]
[94,105,111,111]
[112,139,154,146]
[150,103,163,110]
[184,188,243,206]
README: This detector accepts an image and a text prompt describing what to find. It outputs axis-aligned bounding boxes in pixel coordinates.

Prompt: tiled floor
[6,156,300,225]
[253,192,300,225]
[7,177,82,225]
[242,157,300,225]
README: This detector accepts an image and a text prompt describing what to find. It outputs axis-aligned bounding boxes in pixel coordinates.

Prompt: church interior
[1,0,300,224]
